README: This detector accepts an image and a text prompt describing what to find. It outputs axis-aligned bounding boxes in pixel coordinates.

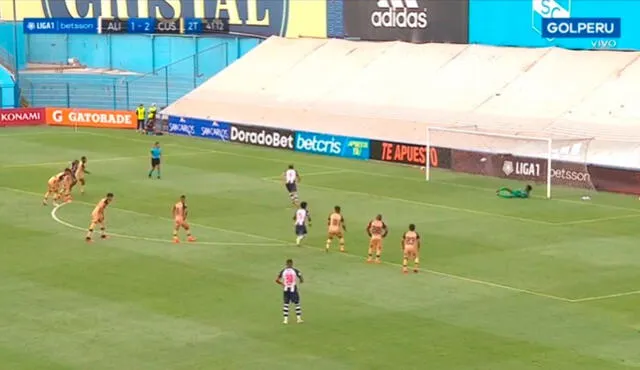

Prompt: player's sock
[173,230,179,243]
[148,169,154,178]
[295,305,303,323]
[414,258,420,273]
[100,227,107,239]
[85,228,93,241]
[375,253,381,263]
[283,304,289,323]
[402,257,408,273]
[296,236,303,246]
[339,238,345,252]
[156,169,161,179]
[325,239,331,251]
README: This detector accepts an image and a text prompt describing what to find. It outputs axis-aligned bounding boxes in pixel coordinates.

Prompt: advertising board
[46,108,137,129]
[587,165,640,195]
[167,116,230,141]
[469,0,639,50]
[230,124,294,151]
[369,140,451,169]
[343,0,468,43]
[295,131,370,160]
[451,150,594,189]
[0,108,47,127]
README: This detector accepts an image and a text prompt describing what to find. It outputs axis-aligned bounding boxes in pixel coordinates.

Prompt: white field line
[85,130,640,215]
[0,150,217,170]
[261,178,555,226]
[0,186,573,303]
[570,290,640,303]
[50,202,284,247]
[2,187,284,245]
[260,169,348,181]
[9,129,637,302]
[558,213,640,226]
[0,130,78,138]
[4,133,638,223]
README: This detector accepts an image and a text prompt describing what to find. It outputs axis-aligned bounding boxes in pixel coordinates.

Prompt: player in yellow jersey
[366,214,388,263]
[59,169,75,203]
[74,156,90,194]
[43,168,72,206]
[172,195,196,243]
[326,206,347,252]
[401,224,421,274]
[85,193,114,242]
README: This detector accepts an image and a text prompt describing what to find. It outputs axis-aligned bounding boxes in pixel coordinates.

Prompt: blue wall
[25,33,260,73]
[0,65,15,108]
[0,22,27,70]
[0,22,261,108]
[470,0,640,50]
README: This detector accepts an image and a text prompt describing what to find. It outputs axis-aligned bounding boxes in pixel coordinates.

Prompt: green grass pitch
[1,126,640,369]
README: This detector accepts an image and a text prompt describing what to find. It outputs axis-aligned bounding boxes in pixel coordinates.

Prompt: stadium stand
[163,36,640,168]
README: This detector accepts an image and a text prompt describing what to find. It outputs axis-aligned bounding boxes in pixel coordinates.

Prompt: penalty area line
[558,213,640,226]
[260,169,349,181]
[50,202,286,247]
[569,290,640,303]
[6,186,572,302]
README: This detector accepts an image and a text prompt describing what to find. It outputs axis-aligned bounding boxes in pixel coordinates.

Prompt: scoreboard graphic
[7,0,328,38]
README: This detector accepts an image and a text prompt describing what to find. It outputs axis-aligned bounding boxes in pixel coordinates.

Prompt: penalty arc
[50,202,287,247]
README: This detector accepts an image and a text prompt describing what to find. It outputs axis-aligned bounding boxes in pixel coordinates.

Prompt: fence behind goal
[425,127,595,198]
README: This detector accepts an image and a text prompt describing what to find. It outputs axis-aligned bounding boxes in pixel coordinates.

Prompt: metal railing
[20,42,230,110]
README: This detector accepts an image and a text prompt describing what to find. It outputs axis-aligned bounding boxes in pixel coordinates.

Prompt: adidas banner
[343,0,469,43]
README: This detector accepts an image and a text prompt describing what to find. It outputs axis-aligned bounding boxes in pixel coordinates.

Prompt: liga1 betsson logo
[372,0,428,29]
[502,160,514,176]
[230,125,294,149]
[532,0,571,41]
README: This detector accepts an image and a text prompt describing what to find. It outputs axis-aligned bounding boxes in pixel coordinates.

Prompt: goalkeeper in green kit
[496,185,533,199]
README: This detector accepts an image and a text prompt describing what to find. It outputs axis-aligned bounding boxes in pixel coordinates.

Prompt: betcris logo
[31,0,289,37]
[470,0,639,50]
[295,131,370,160]
[168,116,230,141]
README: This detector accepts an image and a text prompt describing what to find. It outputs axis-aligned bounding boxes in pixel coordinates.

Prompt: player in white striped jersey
[275,259,304,324]
[283,165,300,206]
[293,201,311,246]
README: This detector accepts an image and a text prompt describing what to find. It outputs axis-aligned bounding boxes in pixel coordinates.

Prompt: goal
[425,127,595,199]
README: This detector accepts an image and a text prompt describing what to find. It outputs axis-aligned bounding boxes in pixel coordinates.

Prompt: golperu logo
[532,0,571,41]
[372,0,428,29]
[296,133,342,155]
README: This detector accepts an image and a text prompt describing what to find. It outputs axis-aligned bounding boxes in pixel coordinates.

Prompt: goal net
[425,126,595,199]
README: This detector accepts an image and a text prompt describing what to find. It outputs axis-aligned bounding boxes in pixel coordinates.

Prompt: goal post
[425,126,595,199]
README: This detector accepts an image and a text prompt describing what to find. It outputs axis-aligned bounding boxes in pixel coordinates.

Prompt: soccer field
[1,126,640,370]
